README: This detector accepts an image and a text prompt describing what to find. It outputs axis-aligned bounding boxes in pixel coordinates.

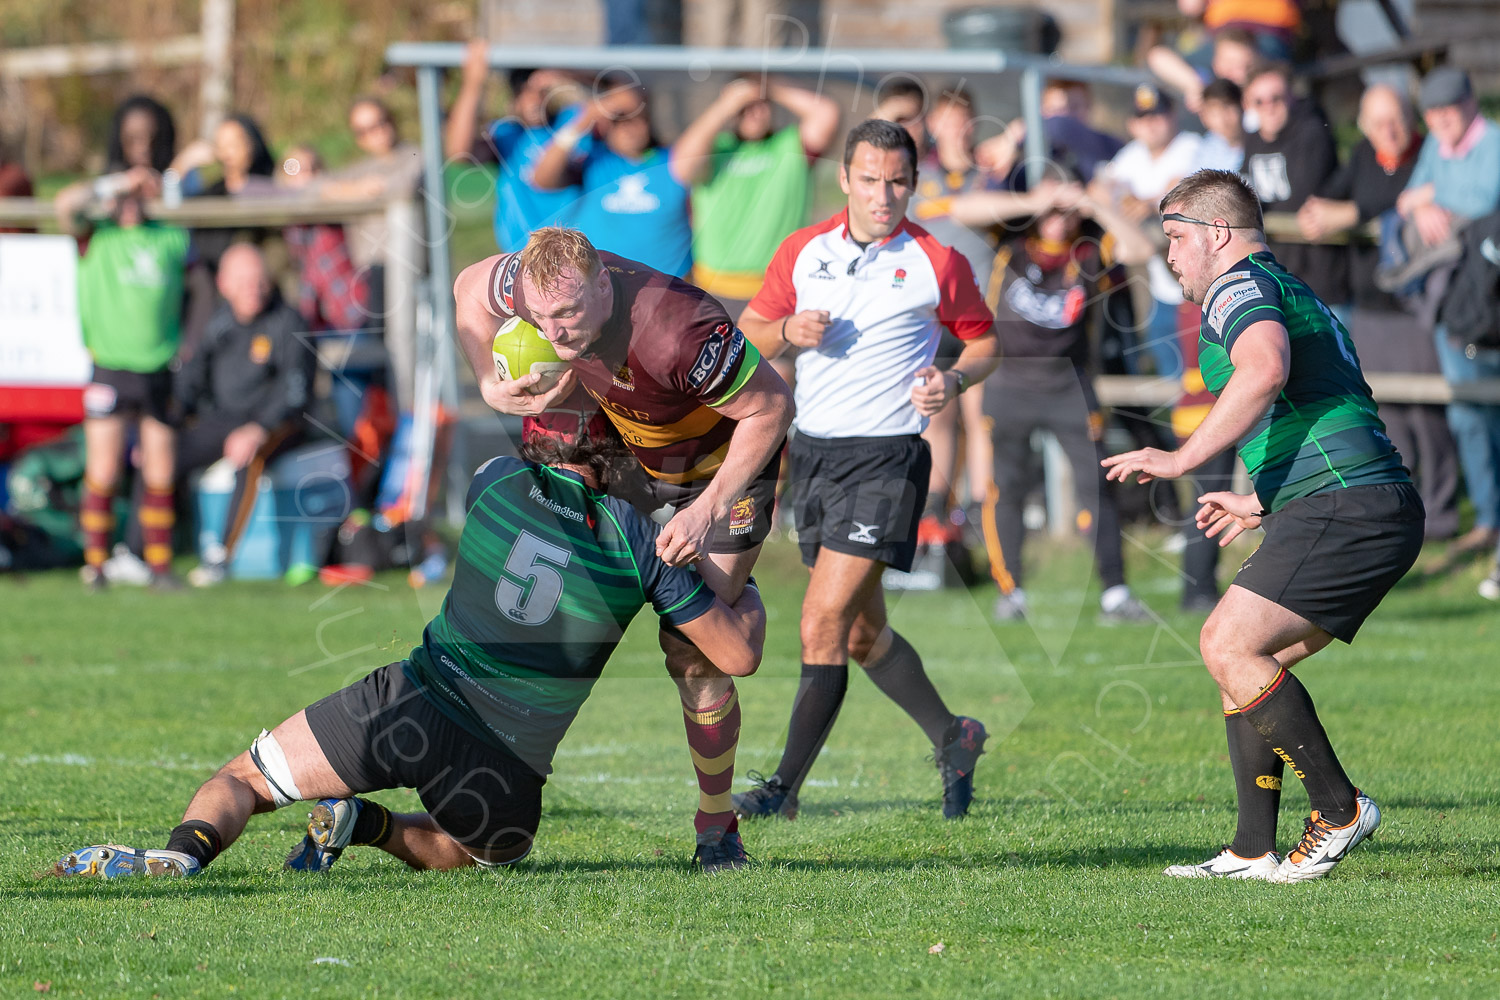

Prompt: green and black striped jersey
[404,457,715,775]
[1197,252,1409,512]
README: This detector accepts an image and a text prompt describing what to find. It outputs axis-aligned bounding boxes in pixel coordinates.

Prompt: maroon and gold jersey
[488,250,763,484]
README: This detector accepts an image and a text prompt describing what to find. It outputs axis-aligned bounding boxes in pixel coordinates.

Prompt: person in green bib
[1102,169,1424,884]
[56,166,190,589]
[674,76,840,317]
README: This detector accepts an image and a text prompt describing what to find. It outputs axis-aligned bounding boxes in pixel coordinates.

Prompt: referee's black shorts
[787,432,931,572]
[304,662,544,858]
[1233,481,1424,643]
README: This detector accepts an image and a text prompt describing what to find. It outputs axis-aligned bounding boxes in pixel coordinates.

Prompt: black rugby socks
[166,820,223,868]
[861,631,955,747]
[773,662,848,789]
[1240,668,1357,827]
[1224,709,1284,858]
[350,798,394,847]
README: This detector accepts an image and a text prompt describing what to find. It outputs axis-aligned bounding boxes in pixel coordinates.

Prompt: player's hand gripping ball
[493,316,568,394]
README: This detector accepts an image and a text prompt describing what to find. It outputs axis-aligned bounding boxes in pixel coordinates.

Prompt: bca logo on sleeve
[494,254,522,316]
[689,322,739,388]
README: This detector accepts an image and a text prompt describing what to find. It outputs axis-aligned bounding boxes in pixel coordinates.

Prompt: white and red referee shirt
[748,209,993,439]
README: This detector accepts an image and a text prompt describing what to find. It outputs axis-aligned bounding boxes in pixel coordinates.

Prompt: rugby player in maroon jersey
[453,227,793,863]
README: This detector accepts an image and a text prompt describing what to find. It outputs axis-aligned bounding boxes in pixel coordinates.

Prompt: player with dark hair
[1103,169,1423,882]
[53,410,769,878]
[732,118,999,819]
[452,225,793,864]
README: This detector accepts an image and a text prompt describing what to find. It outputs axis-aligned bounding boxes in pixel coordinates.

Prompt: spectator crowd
[3,18,1500,605]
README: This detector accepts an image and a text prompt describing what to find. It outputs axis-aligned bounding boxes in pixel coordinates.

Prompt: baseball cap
[1131,83,1173,117]
[1419,67,1473,111]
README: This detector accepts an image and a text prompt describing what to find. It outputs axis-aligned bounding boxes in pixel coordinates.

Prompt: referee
[1102,170,1423,882]
[734,119,1000,819]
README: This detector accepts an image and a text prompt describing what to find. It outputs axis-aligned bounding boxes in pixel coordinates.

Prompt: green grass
[3,536,1498,997]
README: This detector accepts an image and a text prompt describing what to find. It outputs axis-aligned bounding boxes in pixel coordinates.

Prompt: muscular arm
[674,585,767,677]
[654,361,794,565]
[453,258,577,414]
[1177,320,1290,471]
[699,362,794,515]
[1103,319,1289,483]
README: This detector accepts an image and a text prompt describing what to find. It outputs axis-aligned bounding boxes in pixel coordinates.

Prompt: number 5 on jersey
[496,531,571,625]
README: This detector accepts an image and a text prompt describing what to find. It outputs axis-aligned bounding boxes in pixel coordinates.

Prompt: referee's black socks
[1240,668,1357,827]
[774,663,849,790]
[861,631,954,748]
[1224,709,1283,858]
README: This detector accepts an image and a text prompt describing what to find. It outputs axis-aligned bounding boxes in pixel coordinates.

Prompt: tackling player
[732,119,1000,820]
[453,227,793,859]
[54,410,768,878]
[1102,170,1424,882]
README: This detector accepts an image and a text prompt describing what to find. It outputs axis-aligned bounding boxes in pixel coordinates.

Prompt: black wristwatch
[951,370,969,395]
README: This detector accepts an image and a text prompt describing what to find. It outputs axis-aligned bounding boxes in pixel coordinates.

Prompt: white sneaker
[1164,846,1281,879]
[103,544,153,586]
[992,589,1028,621]
[1269,790,1380,883]
[187,561,227,588]
[1479,570,1500,602]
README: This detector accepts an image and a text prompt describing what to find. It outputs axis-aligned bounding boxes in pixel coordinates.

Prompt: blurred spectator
[1195,78,1245,171]
[175,245,315,587]
[532,79,695,276]
[1241,62,1349,314]
[1148,25,1262,114]
[675,75,839,315]
[1038,80,1124,184]
[106,95,177,173]
[1397,67,1500,557]
[445,39,587,252]
[170,114,278,358]
[317,96,423,272]
[1298,84,1458,541]
[281,145,380,438]
[1396,68,1500,247]
[172,113,278,201]
[1091,84,1201,378]
[946,182,1157,621]
[317,98,422,413]
[54,167,189,589]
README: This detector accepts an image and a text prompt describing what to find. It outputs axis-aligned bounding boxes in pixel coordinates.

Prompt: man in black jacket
[1241,62,1349,310]
[177,244,316,586]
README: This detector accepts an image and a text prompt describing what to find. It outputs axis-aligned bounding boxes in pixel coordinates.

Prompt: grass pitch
[3,536,1498,998]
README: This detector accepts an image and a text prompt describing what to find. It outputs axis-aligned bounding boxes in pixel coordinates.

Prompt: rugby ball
[492,316,568,394]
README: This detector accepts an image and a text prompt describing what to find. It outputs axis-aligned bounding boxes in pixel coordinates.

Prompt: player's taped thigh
[249,728,304,808]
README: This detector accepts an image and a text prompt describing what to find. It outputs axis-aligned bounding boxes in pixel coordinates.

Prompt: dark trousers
[1178,448,1238,603]
[1381,402,1460,540]
[982,372,1126,592]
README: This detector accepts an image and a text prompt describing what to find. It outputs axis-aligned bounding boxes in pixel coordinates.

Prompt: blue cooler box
[196,443,353,579]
